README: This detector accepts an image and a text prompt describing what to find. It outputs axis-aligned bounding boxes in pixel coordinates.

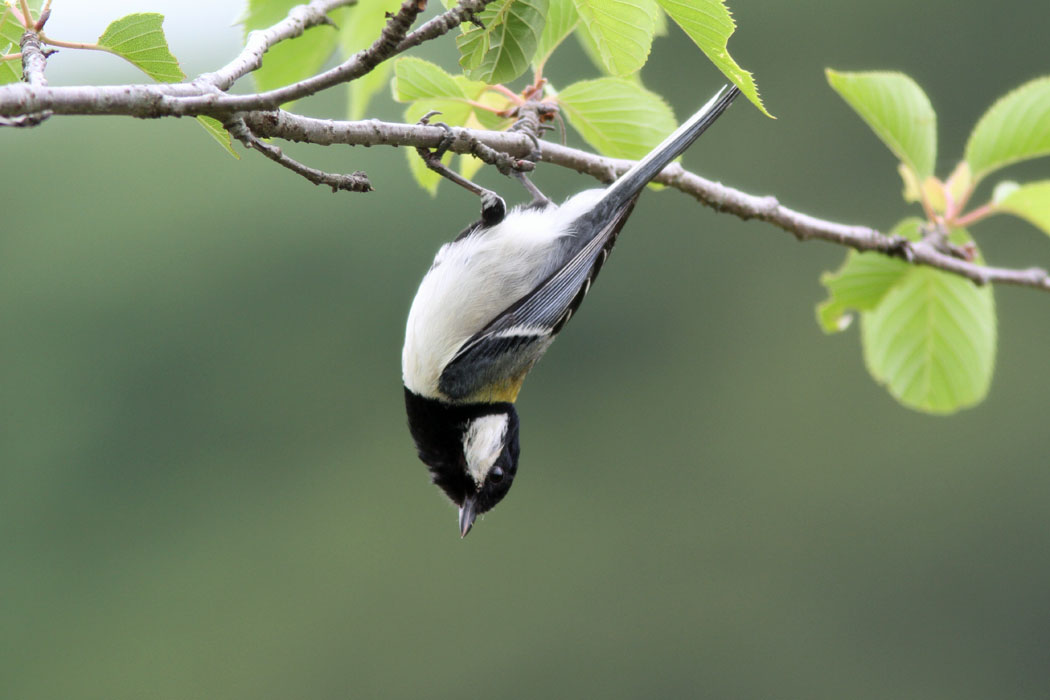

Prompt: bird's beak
[458,496,477,538]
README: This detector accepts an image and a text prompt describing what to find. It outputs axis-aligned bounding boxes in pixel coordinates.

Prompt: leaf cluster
[385,0,767,193]
[820,71,1050,413]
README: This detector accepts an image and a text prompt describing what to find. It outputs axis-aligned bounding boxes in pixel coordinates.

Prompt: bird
[402,84,739,537]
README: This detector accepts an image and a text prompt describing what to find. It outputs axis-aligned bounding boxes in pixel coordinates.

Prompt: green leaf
[452,75,493,98]
[533,0,579,71]
[965,77,1050,183]
[572,0,656,77]
[817,251,910,333]
[817,218,922,333]
[0,12,17,51]
[0,45,19,85]
[393,57,468,102]
[859,224,996,414]
[558,77,676,159]
[339,0,398,53]
[826,69,936,180]
[469,105,513,130]
[944,161,973,208]
[898,162,923,203]
[657,0,768,118]
[404,99,473,128]
[819,219,997,413]
[195,116,240,159]
[994,180,1050,237]
[393,61,511,137]
[341,0,402,120]
[861,268,996,414]
[454,75,513,130]
[573,13,606,74]
[653,5,669,36]
[456,0,548,85]
[97,13,185,83]
[0,0,42,47]
[991,180,1020,205]
[0,1,34,85]
[392,60,475,127]
[243,0,343,99]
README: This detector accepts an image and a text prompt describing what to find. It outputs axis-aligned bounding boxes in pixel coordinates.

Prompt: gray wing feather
[437,203,633,399]
[435,85,739,400]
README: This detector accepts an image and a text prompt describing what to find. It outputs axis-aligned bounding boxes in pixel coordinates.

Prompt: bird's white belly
[402,191,606,398]
[402,210,564,397]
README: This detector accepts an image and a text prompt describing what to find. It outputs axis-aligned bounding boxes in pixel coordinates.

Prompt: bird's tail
[596,84,740,215]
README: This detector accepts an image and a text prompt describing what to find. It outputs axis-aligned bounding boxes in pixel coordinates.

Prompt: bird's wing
[437,201,635,400]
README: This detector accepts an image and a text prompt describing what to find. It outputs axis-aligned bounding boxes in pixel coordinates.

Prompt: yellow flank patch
[469,373,527,403]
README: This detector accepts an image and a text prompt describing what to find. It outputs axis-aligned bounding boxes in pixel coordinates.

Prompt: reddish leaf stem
[954,203,996,228]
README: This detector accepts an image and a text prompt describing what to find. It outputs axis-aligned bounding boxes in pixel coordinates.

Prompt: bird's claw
[417,110,441,126]
[417,114,457,162]
[508,117,545,166]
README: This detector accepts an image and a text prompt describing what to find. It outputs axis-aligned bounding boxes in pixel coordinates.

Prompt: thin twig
[395,0,496,53]
[955,203,995,228]
[226,116,373,192]
[13,30,51,125]
[17,0,31,28]
[19,31,48,87]
[194,0,356,92]
[172,0,434,114]
[489,84,522,103]
[35,36,115,54]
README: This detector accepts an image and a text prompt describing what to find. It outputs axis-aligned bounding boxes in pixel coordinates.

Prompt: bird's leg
[417,111,506,225]
[508,116,552,208]
[512,170,551,208]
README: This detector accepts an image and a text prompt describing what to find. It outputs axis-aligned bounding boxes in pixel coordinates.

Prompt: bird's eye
[489,466,505,483]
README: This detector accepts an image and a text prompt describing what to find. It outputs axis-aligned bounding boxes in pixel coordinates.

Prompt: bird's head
[404,389,520,536]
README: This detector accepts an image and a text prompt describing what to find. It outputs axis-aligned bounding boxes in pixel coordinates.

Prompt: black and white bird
[402,84,739,536]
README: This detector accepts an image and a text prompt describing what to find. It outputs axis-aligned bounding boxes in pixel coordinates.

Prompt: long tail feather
[596,84,740,216]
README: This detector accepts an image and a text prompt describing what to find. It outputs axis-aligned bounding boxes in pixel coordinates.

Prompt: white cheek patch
[462,414,509,486]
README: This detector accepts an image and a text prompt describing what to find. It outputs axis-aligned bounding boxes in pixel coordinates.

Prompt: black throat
[403,388,518,506]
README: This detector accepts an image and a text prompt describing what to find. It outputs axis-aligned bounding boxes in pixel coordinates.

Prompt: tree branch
[226,116,373,192]
[396,0,492,53]
[240,112,1050,293]
[19,31,48,87]
[197,0,431,112]
[0,0,494,117]
[0,0,1046,294]
[1,29,52,126]
[244,110,537,173]
[194,0,357,92]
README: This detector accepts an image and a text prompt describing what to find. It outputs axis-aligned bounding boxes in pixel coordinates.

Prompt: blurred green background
[3,1,1050,698]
